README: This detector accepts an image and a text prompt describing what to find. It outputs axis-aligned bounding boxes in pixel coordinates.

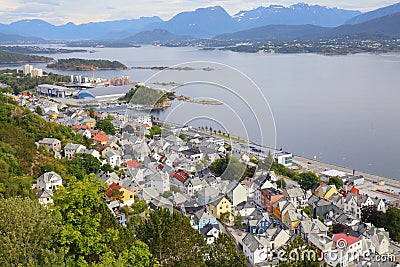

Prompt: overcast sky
[0,0,398,25]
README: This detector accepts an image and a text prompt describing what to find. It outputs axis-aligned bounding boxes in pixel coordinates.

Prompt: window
[130,195,133,198]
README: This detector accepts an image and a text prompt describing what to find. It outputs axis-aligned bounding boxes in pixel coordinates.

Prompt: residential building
[283,187,308,207]
[226,182,247,207]
[64,142,85,159]
[105,150,122,168]
[208,196,232,221]
[260,188,284,213]
[38,138,61,153]
[36,171,63,191]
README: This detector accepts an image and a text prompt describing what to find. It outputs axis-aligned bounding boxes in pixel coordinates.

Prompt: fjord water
[36,46,400,179]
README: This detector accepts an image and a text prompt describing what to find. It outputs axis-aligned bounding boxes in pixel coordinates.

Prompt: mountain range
[0,2,399,43]
[214,12,400,41]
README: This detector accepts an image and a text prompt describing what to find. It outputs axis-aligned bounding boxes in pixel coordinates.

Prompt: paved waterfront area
[294,156,400,203]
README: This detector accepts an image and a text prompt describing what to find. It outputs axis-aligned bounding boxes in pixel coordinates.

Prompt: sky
[0,0,398,25]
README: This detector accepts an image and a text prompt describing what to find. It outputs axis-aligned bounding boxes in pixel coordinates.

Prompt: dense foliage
[0,197,64,266]
[0,49,52,64]
[47,58,127,70]
[329,176,344,189]
[137,208,208,266]
[0,69,69,94]
[53,175,152,266]
[271,162,320,190]
[120,84,174,105]
[96,117,116,135]
[206,233,246,267]
[0,93,88,197]
[362,206,400,242]
[210,154,247,181]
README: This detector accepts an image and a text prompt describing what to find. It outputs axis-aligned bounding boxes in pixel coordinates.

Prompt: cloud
[0,0,399,24]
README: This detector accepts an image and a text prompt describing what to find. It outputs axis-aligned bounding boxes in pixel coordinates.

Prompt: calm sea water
[8,45,400,179]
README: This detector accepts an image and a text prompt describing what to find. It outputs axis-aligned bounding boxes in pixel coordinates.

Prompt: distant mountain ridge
[0,3,364,40]
[233,3,361,28]
[0,17,163,40]
[331,12,400,37]
[124,29,192,43]
[214,11,400,41]
[214,24,330,41]
[0,32,42,42]
[345,2,400,24]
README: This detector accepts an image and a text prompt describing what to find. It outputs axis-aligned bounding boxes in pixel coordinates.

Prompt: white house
[105,150,122,168]
[342,193,386,219]
[242,233,273,266]
[366,227,390,255]
[150,172,170,194]
[186,177,203,195]
[64,143,86,159]
[37,188,54,205]
[226,182,247,207]
[36,171,63,191]
[200,223,220,245]
[283,187,308,207]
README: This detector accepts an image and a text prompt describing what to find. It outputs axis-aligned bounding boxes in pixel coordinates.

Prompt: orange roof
[125,160,140,168]
[105,182,122,197]
[350,187,360,195]
[93,133,109,143]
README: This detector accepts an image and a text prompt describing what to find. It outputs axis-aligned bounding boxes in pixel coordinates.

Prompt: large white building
[23,64,33,75]
[23,64,43,77]
[274,151,293,167]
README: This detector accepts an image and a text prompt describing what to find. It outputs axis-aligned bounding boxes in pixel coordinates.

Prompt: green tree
[301,206,313,218]
[298,172,320,190]
[137,208,207,266]
[234,213,243,229]
[35,105,43,116]
[0,197,65,266]
[178,133,188,142]
[87,108,95,118]
[101,163,113,173]
[278,236,319,267]
[276,178,287,189]
[210,154,246,181]
[220,212,231,224]
[379,207,400,242]
[96,118,116,135]
[66,154,101,179]
[329,176,343,189]
[206,233,246,267]
[53,175,151,265]
[146,125,162,139]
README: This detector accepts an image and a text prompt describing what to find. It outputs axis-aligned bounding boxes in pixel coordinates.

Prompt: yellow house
[282,209,301,229]
[209,196,232,222]
[106,183,135,206]
[83,118,96,128]
[48,112,59,120]
[273,200,295,221]
[315,184,340,200]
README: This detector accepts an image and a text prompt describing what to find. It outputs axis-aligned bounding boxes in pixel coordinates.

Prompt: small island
[0,50,53,64]
[47,58,127,70]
